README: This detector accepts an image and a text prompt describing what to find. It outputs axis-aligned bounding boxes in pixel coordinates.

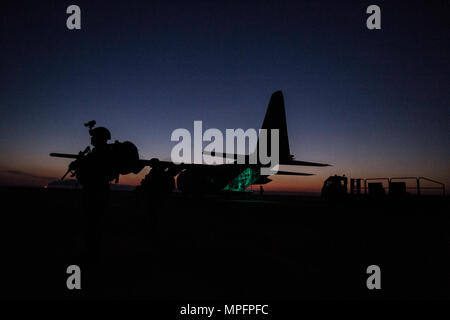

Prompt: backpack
[111,140,141,175]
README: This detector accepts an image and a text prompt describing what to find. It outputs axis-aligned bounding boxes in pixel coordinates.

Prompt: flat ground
[1,187,449,299]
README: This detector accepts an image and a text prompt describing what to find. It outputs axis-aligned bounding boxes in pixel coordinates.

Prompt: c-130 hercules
[50,91,330,193]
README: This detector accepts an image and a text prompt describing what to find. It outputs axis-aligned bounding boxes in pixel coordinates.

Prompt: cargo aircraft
[51,91,330,193]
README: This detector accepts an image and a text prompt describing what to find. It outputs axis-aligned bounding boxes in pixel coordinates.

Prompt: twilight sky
[1,0,449,192]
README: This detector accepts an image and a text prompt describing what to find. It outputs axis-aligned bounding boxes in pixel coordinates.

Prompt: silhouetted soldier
[53,121,142,295]
[71,126,114,260]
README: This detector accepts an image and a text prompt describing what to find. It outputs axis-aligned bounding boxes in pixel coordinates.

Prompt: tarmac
[1,186,449,299]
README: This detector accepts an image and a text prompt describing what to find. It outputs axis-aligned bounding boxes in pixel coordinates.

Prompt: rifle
[52,146,91,180]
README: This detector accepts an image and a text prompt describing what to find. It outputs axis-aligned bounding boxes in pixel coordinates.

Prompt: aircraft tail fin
[256,90,293,163]
[203,90,331,168]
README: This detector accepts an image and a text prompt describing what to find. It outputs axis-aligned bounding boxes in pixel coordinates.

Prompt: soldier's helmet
[89,127,111,140]
[89,127,111,146]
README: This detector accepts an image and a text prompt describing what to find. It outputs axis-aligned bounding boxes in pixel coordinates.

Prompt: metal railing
[351,176,445,196]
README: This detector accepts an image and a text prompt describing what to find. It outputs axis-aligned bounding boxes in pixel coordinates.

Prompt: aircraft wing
[50,153,325,172]
[281,160,331,167]
[138,160,251,172]
[202,151,330,167]
[274,171,314,176]
[50,153,241,171]
[138,159,227,169]
[49,153,79,159]
[50,154,187,168]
